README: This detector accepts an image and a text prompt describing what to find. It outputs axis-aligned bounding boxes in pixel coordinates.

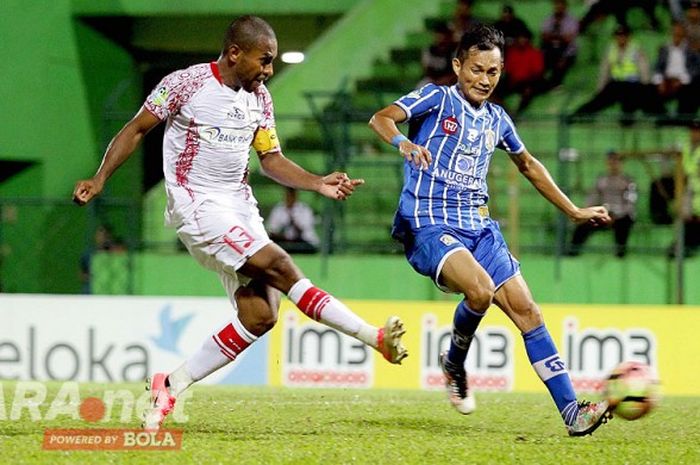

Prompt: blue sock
[446,301,485,366]
[523,324,579,426]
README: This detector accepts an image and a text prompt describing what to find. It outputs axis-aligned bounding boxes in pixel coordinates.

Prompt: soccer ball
[604,361,660,421]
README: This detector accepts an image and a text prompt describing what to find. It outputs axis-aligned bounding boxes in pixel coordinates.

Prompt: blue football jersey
[393,83,525,233]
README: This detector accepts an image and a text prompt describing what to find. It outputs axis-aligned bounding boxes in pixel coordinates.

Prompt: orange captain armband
[252,127,281,154]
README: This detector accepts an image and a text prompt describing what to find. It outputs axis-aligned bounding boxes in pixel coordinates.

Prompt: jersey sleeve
[393,83,443,120]
[252,85,281,155]
[496,110,526,154]
[143,68,198,121]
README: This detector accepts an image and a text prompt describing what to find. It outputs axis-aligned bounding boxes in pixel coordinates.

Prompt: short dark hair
[455,24,505,61]
[222,15,276,53]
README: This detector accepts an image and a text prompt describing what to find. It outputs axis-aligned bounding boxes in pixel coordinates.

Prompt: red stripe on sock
[212,336,236,360]
[313,295,331,321]
[297,287,330,321]
[215,324,251,359]
[218,347,235,361]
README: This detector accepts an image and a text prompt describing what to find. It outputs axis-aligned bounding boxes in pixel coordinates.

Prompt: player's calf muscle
[236,292,278,335]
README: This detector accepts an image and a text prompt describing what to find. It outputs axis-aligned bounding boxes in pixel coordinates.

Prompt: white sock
[181,314,257,387]
[167,363,194,397]
[288,278,378,347]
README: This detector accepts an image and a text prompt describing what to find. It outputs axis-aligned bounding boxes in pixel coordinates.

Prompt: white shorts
[176,196,272,306]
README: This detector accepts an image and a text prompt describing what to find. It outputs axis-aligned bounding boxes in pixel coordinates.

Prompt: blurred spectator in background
[418,20,458,87]
[267,187,320,254]
[541,0,579,89]
[568,151,637,257]
[573,24,655,120]
[79,224,126,294]
[649,161,676,225]
[494,4,530,49]
[498,27,546,115]
[668,0,684,22]
[579,0,660,35]
[652,22,700,118]
[683,1,700,52]
[451,0,483,42]
[672,119,700,256]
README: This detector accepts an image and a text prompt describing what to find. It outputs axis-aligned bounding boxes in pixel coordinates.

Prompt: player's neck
[456,87,484,110]
[215,57,243,91]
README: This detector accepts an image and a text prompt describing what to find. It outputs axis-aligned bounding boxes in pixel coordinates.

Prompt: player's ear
[227,44,243,62]
[452,57,462,75]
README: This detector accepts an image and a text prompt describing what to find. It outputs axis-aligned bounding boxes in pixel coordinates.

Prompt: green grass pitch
[0,383,698,464]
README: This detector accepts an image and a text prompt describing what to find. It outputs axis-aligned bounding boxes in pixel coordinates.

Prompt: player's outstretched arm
[508,149,611,225]
[73,108,160,206]
[258,151,364,201]
[369,105,432,170]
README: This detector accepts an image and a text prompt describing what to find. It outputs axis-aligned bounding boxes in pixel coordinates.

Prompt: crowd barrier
[0,295,696,396]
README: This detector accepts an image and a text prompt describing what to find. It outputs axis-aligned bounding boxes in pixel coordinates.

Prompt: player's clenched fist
[72,178,103,206]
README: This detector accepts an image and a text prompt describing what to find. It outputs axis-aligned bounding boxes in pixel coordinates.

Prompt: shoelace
[444,361,468,399]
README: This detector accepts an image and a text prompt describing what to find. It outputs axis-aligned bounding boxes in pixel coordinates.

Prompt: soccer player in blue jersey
[369,24,612,436]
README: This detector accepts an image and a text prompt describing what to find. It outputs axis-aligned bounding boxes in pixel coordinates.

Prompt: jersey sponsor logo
[484,129,496,152]
[152,87,169,107]
[200,126,254,147]
[456,142,480,156]
[454,154,475,174]
[439,234,458,246]
[442,117,459,135]
[227,107,245,120]
[466,129,479,142]
[434,167,483,191]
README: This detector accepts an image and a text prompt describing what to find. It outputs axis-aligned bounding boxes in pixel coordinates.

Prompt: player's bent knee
[263,253,299,287]
[240,308,278,336]
[245,247,301,292]
[518,301,543,329]
[468,283,495,312]
[257,313,278,333]
[235,286,280,336]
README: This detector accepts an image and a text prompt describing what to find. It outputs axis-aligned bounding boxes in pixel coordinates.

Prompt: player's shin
[523,324,579,425]
[287,278,375,345]
[287,278,407,363]
[171,314,257,395]
[446,300,485,366]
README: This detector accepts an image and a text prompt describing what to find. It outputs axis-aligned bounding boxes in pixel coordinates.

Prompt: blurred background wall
[1,0,698,304]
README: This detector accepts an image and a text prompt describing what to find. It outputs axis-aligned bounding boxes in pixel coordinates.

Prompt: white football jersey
[144,62,280,226]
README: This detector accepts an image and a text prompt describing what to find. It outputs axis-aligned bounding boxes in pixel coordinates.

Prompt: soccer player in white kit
[73,15,407,430]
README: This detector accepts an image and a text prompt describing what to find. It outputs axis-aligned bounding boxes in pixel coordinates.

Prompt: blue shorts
[401,220,520,293]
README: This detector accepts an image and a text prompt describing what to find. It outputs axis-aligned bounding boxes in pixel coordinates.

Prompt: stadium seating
[256,0,682,256]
